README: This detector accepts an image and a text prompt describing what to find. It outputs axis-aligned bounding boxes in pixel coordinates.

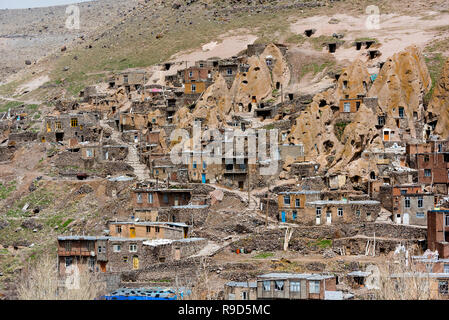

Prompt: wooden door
[130,227,136,238]
[132,256,139,270]
[100,262,107,272]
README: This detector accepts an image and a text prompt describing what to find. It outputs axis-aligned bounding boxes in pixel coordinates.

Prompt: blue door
[201,173,206,184]
[281,211,286,222]
[292,211,297,221]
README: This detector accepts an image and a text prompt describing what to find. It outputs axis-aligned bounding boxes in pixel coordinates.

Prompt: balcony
[58,249,96,257]
[224,166,247,174]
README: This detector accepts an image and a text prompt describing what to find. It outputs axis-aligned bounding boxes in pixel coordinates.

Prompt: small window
[98,246,103,253]
[424,169,431,177]
[56,121,62,130]
[123,256,128,263]
[405,197,410,208]
[113,244,121,252]
[227,68,233,75]
[65,257,73,267]
[418,196,423,208]
[416,212,425,219]
[148,193,153,204]
[400,190,407,195]
[356,210,361,217]
[155,227,160,233]
[70,118,78,127]
[203,161,207,169]
[292,211,297,220]
[284,196,290,205]
[337,208,343,217]
[444,264,449,273]
[146,226,151,233]
[399,107,404,118]
[439,281,448,295]
[377,116,385,126]
[65,241,72,251]
[193,161,197,169]
[263,281,271,291]
[343,102,350,112]
[424,155,430,162]
[129,244,137,253]
[137,193,142,203]
[316,207,322,217]
[295,199,300,208]
[290,281,300,292]
[191,84,196,92]
[163,194,169,203]
[88,257,95,270]
[116,226,122,234]
[189,71,193,78]
[309,280,320,294]
[275,280,284,291]
[444,154,449,162]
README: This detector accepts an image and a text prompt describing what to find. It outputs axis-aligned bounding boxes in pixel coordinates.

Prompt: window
[56,121,62,130]
[116,226,122,234]
[123,256,128,263]
[284,196,290,205]
[274,280,284,291]
[309,280,320,294]
[424,169,431,177]
[241,291,248,300]
[439,281,448,295]
[399,107,404,118]
[378,116,385,126]
[337,208,343,217]
[88,257,95,270]
[123,75,128,84]
[292,211,297,220]
[424,155,429,162]
[146,226,151,233]
[445,214,449,227]
[163,194,169,203]
[191,84,196,92]
[295,199,300,208]
[343,102,350,112]
[86,149,93,158]
[444,154,449,162]
[316,207,322,217]
[70,118,78,127]
[444,264,449,273]
[46,122,52,132]
[418,196,423,208]
[113,244,121,252]
[137,193,142,203]
[416,212,425,219]
[148,193,153,204]
[342,80,348,89]
[193,161,197,169]
[129,244,137,253]
[400,190,407,195]
[227,68,233,75]
[189,71,193,78]
[356,210,361,217]
[263,281,270,291]
[290,281,300,292]
[65,241,72,251]
[65,257,73,267]
[87,241,94,251]
[155,227,160,233]
[405,197,410,208]
[203,161,207,169]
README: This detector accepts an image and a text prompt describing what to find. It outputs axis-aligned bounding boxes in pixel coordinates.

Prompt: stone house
[379,185,434,225]
[304,200,380,225]
[277,190,321,223]
[108,221,190,240]
[40,112,102,143]
[225,282,257,300]
[256,273,339,300]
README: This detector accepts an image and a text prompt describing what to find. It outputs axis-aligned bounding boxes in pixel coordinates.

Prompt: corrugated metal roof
[258,273,334,280]
[172,205,209,209]
[226,281,257,288]
[108,221,188,227]
[347,271,371,277]
[306,200,380,205]
[279,190,321,195]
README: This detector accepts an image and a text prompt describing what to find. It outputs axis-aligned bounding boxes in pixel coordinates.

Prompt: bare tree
[17,254,107,300]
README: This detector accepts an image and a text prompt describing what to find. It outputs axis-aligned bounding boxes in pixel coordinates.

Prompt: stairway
[99,119,150,181]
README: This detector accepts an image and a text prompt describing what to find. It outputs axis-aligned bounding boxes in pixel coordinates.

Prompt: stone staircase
[99,119,150,181]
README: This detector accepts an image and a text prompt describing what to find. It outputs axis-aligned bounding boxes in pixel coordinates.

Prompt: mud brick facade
[277,190,321,222]
[132,185,192,209]
[40,112,102,143]
[256,273,337,300]
[428,210,449,258]
[108,221,190,240]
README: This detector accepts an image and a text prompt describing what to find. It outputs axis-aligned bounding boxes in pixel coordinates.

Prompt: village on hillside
[1,0,449,302]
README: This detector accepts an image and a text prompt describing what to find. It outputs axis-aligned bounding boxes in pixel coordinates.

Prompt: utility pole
[265,195,269,228]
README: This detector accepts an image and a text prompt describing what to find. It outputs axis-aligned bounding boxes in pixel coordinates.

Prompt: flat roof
[226,281,257,288]
[279,190,321,195]
[108,221,188,227]
[306,200,380,205]
[258,273,334,280]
